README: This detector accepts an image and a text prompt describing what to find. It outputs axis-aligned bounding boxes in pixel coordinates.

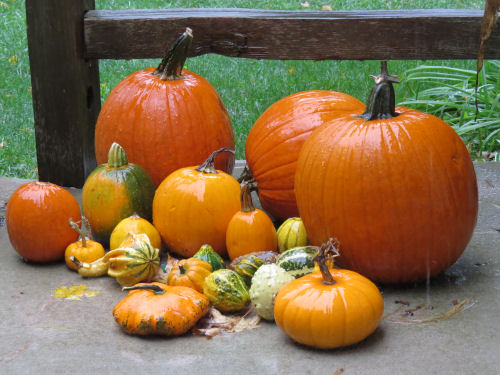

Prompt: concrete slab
[0,162,499,375]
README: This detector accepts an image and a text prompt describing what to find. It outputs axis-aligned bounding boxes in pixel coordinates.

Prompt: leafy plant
[398,61,500,160]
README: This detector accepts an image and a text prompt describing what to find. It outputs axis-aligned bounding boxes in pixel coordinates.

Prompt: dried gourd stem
[69,218,87,248]
[240,181,255,213]
[237,164,258,191]
[357,61,400,121]
[312,238,340,285]
[122,284,166,295]
[154,27,193,80]
[195,148,235,174]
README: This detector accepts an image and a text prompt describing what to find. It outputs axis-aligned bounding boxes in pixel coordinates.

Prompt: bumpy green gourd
[276,246,318,278]
[193,244,225,271]
[203,269,250,313]
[249,264,294,320]
[233,253,264,286]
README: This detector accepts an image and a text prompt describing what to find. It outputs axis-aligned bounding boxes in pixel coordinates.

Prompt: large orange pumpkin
[245,90,364,220]
[94,28,235,186]
[6,181,81,262]
[295,62,478,283]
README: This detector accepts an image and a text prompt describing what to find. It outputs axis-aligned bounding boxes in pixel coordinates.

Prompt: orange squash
[109,214,162,250]
[274,240,384,349]
[245,90,364,220]
[6,181,81,262]
[226,181,277,260]
[113,282,210,336]
[295,62,478,283]
[94,28,235,186]
[153,148,241,257]
[167,257,212,293]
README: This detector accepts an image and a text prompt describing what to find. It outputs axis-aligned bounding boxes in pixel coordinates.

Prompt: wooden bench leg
[26,0,100,188]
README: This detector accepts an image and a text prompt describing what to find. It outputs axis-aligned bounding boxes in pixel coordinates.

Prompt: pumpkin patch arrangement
[5,35,478,350]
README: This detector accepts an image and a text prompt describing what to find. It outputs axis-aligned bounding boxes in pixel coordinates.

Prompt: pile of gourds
[5,29,478,349]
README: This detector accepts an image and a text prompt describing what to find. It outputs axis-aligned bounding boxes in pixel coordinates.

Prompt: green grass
[0,0,492,179]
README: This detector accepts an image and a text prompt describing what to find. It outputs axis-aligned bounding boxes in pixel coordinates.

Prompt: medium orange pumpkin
[295,62,478,283]
[153,148,241,258]
[245,90,364,220]
[274,240,384,349]
[226,181,278,260]
[94,28,235,186]
[6,181,81,262]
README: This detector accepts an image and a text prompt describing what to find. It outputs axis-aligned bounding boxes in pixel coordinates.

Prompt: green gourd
[203,269,250,313]
[193,244,226,271]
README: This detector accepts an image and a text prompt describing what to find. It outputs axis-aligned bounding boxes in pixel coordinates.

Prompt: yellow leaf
[8,55,19,65]
[288,67,295,74]
[321,5,333,11]
[52,284,101,301]
[0,2,9,8]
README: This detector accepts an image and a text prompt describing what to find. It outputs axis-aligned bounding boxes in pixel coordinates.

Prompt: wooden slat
[84,8,500,60]
[26,0,100,188]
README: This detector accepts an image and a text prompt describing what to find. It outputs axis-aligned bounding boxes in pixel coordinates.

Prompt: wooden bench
[25,1,500,187]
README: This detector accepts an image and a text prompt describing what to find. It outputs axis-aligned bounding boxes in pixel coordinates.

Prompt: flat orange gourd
[6,181,81,263]
[94,28,235,186]
[295,62,478,283]
[245,90,364,220]
[153,148,241,258]
[226,181,278,260]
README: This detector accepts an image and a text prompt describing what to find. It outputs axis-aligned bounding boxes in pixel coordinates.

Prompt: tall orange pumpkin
[245,90,364,220]
[6,181,81,262]
[94,28,235,186]
[295,62,478,283]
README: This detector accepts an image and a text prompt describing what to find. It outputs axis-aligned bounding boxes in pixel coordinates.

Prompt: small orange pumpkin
[64,218,105,271]
[153,148,241,258]
[226,181,277,260]
[6,181,81,262]
[274,240,384,349]
[167,257,212,293]
[113,282,210,336]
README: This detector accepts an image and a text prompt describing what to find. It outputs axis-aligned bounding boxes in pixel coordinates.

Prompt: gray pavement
[0,162,499,374]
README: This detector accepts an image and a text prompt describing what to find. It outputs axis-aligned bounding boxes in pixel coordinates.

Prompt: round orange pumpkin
[245,90,364,220]
[94,28,235,186]
[274,240,384,349]
[64,218,105,270]
[167,257,212,293]
[226,181,277,260]
[295,62,478,283]
[6,181,81,262]
[153,148,241,258]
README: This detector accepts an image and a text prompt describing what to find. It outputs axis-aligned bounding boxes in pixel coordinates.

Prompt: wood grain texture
[84,8,500,60]
[26,0,100,187]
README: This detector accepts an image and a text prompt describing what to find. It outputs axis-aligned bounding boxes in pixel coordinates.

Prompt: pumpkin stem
[357,61,400,121]
[312,238,340,285]
[69,218,88,248]
[178,264,187,274]
[122,284,166,295]
[195,148,235,174]
[154,27,193,81]
[107,142,128,168]
[240,181,255,213]
[237,164,258,191]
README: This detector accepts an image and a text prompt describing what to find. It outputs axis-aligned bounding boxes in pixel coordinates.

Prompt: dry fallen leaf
[321,5,333,11]
[193,307,260,338]
[52,284,101,300]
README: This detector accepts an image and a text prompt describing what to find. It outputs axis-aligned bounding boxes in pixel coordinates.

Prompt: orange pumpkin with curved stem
[226,181,278,260]
[274,240,384,349]
[167,257,212,293]
[295,62,478,283]
[6,181,81,263]
[95,28,235,186]
[245,90,364,220]
[153,148,241,258]
[65,218,105,271]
